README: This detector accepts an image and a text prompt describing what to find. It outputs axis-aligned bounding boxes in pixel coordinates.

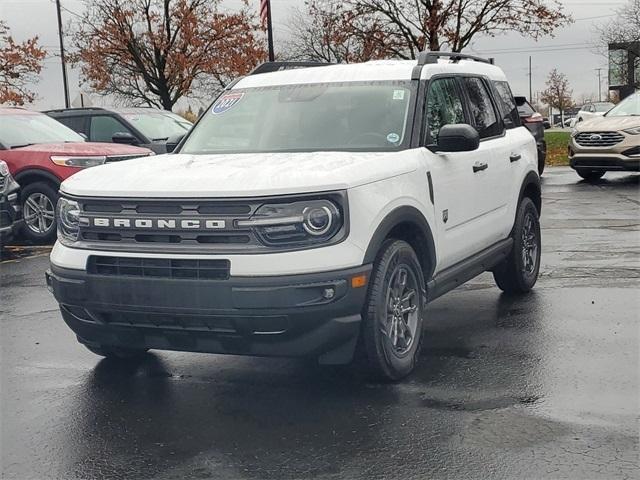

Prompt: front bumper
[569,154,640,172]
[46,262,372,364]
[0,183,23,244]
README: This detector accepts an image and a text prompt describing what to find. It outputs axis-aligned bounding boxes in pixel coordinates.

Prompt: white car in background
[575,102,615,124]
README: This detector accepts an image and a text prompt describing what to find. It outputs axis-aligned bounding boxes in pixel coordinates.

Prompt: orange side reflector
[351,274,367,288]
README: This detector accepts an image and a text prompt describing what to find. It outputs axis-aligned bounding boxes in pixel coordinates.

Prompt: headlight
[623,127,640,135]
[0,160,9,177]
[56,197,82,245]
[237,199,344,247]
[570,128,579,138]
[51,155,106,168]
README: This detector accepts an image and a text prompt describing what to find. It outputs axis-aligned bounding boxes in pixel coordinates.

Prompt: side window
[90,115,133,142]
[493,81,521,129]
[462,77,503,139]
[425,77,466,144]
[57,116,88,136]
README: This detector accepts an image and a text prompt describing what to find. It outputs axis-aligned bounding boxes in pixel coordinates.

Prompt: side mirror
[166,134,185,153]
[436,124,480,152]
[112,131,138,145]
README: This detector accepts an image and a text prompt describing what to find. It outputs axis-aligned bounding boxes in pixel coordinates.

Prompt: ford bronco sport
[47,53,542,380]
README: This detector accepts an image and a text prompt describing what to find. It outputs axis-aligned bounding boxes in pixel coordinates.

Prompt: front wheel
[21,182,59,243]
[493,197,541,294]
[359,240,425,381]
[576,169,605,181]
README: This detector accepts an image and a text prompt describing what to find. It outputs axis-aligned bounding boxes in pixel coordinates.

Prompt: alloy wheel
[23,193,55,234]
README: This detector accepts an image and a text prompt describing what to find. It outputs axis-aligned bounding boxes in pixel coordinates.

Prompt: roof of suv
[236,59,507,89]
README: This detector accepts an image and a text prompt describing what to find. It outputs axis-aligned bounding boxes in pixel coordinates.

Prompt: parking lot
[1,167,638,480]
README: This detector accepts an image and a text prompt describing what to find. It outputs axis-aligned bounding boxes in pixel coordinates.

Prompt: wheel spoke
[26,198,39,211]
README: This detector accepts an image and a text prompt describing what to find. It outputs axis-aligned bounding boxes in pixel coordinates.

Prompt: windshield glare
[122,112,191,141]
[1,113,84,148]
[180,82,414,154]
[594,103,614,112]
[606,94,640,116]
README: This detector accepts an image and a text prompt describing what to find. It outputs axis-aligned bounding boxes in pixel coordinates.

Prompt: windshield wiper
[10,143,35,149]
[152,137,169,141]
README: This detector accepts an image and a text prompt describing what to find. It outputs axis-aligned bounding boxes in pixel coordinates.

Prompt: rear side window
[56,116,88,136]
[493,81,521,129]
[90,116,134,142]
[462,77,502,139]
[425,77,466,144]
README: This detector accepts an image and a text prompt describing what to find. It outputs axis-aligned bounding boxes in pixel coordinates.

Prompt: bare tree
[286,1,401,62]
[0,21,47,105]
[338,0,572,58]
[541,69,573,125]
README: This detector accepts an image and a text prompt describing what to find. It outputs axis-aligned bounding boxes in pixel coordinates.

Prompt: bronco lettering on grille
[86,217,227,230]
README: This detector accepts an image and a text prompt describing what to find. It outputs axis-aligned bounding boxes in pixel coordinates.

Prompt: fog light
[323,287,335,300]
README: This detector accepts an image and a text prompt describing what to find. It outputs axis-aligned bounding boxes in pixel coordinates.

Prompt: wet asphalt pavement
[1,167,638,480]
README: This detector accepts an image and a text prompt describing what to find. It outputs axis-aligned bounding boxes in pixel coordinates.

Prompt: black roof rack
[417,51,494,65]
[44,107,107,114]
[250,61,332,75]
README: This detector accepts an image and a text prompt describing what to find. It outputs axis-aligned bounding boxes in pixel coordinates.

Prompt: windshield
[605,94,640,117]
[1,113,84,148]
[121,111,192,141]
[180,81,414,154]
[593,103,614,112]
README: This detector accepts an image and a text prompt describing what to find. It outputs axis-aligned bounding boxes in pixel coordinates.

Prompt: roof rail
[43,107,107,113]
[250,61,332,75]
[417,51,494,65]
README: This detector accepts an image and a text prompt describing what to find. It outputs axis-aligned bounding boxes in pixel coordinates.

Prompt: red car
[0,108,153,242]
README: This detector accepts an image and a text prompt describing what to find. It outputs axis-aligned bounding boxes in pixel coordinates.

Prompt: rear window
[493,81,521,129]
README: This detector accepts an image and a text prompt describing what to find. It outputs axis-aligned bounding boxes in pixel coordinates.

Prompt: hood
[14,142,151,156]
[61,150,418,197]
[576,115,640,131]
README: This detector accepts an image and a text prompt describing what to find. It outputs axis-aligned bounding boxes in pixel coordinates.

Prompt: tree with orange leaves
[72,0,265,110]
[0,21,47,105]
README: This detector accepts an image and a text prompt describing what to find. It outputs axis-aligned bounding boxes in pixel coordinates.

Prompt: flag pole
[266,0,275,61]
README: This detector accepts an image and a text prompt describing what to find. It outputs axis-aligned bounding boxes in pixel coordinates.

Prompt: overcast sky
[0,0,629,110]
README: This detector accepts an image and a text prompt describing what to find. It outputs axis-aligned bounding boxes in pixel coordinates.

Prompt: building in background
[609,41,640,100]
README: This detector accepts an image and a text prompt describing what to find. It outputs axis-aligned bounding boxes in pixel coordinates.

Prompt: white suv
[46,53,541,380]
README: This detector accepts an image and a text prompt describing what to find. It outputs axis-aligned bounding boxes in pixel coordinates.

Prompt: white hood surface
[61,151,419,198]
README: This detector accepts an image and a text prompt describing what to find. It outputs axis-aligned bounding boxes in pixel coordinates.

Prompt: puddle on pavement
[0,245,52,262]
[421,394,541,412]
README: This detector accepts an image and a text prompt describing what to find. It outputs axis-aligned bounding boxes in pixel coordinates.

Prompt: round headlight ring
[302,205,333,236]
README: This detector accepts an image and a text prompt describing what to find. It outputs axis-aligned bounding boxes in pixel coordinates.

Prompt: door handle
[510,153,522,162]
[473,161,488,173]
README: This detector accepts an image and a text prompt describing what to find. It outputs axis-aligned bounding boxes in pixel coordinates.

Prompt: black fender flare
[363,205,437,281]
[13,168,62,188]
[518,170,542,215]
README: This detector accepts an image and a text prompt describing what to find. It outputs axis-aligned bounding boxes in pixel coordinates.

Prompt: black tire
[493,197,541,294]
[359,239,426,381]
[84,344,149,359]
[20,181,59,243]
[576,169,605,181]
[538,156,545,176]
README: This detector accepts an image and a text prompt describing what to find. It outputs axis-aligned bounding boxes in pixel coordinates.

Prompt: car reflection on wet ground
[1,168,638,479]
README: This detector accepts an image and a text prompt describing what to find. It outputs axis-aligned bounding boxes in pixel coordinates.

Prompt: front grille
[88,256,230,280]
[0,176,6,190]
[575,131,624,147]
[105,154,149,163]
[77,198,260,251]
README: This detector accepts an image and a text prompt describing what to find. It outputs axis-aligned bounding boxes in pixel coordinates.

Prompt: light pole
[55,0,70,108]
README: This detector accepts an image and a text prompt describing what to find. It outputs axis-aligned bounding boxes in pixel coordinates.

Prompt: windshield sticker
[392,90,405,100]
[387,132,400,143]
[212,92,244,115]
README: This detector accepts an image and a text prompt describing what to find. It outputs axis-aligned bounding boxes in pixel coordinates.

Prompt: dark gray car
[514,96,546,175]
[45,107,192,154]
